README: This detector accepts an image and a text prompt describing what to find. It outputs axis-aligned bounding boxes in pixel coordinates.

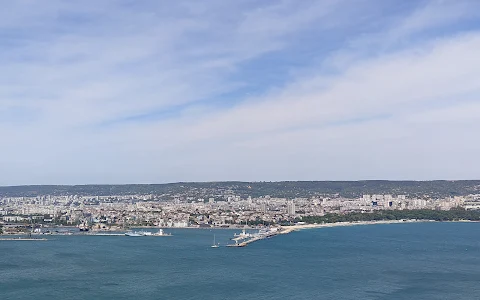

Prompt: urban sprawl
[2,189,480,233]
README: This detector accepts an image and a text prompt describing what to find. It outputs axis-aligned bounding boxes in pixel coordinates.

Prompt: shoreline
[1,220,478,236]
[280,219,479,233]
[227,219,479,247]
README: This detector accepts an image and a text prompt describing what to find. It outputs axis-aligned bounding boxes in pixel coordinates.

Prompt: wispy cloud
[0,0,479,184]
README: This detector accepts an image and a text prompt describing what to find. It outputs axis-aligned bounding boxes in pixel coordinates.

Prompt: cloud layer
[1,0,480,185]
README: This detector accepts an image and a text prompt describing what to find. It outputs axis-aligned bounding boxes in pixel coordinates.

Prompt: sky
[1,0,480,185]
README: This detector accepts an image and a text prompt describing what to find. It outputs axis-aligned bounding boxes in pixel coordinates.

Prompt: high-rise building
[260,203,267,213]
[287,201,296,216]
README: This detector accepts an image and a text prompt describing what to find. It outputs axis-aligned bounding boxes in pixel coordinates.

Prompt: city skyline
[2,0,480,185]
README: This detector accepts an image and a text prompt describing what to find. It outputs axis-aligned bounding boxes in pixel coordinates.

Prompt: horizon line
[0,179,478,188]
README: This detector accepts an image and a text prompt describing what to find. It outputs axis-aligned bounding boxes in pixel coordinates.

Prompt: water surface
[1,223,479,299]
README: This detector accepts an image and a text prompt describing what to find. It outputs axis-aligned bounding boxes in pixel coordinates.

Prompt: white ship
[137,230,152,236]
[153,229,172,236]
[257,227,279,237]
[125,229,172,237]
[233,229,251,239]
[125,231,142,237]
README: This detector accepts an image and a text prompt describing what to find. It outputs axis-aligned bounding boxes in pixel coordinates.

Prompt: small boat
[211,234,220,248]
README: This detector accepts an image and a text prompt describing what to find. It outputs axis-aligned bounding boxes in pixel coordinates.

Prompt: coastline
[280,219,479,234]
[1,219,478,236]
[227,220,438,247]
[281,219,430,233]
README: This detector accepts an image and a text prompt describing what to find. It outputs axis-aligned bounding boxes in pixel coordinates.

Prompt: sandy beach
[280,219,433,234]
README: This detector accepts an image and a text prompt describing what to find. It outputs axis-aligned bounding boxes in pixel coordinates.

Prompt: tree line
[301,208,480,224]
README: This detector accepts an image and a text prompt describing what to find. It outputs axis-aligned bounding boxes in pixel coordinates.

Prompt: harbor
[0,220,430,246]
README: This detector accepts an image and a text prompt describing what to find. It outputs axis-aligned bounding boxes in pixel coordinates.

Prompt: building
[287,201,296,216]
[260,203,267,213]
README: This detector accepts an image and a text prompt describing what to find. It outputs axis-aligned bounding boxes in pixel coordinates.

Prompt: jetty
[227,235,265,247]
[227,227,286,247]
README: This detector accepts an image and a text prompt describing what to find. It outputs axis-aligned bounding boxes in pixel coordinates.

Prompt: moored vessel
[211,234,220,248]
[125,231,142,237]
[153,229,172,236]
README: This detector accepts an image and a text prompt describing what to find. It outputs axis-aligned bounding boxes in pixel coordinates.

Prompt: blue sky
[1,0,480,185]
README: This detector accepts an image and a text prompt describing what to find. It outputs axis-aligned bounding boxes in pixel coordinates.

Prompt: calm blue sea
[1,222,480,300]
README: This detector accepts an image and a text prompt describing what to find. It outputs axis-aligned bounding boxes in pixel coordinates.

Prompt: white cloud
[0,0,479,184]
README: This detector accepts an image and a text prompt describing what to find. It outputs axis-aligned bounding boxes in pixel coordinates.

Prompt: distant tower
[287,201,296,216]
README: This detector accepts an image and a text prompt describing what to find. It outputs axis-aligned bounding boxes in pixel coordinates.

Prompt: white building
[287,201,296,216]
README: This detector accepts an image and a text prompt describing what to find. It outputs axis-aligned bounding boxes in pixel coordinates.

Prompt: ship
[125,229,172,237]
[137,230,152,236]
[125,231,142,237]
[257,227,278,237]
[233,228,251,239]
[152,229,172,236]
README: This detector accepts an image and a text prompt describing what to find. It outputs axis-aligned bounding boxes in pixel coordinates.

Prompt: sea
[1,222,479,300]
